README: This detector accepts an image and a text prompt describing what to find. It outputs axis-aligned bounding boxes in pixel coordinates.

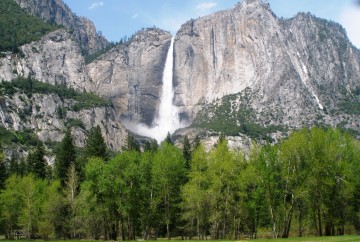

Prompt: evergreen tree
[144,139,158,152]
[193,135,201,150]
[164,132,173,145]
[84,126,107,160]
[125,132,140,152]
[27,143,47,179]
[8,154,19,176]
[18,159,27,177]
[55,129,76,185]
[182,135,192,170]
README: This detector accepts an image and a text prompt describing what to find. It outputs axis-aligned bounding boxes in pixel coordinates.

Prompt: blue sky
[63,0,360,48]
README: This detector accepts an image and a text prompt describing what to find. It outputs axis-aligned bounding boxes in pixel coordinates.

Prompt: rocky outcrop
[14,0,108,55]
[87,28,172,126]
[0,29,92,91]
[0,92,127,151]
[173,0,360,131]
[0,27,125,151]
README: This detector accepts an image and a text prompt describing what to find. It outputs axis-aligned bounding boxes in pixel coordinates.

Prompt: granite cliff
[0,5,125,153]
[14,0,108,55]
[87,28,172,126]
[0,29,91,91]
[171,0,360,145]
[2,0,360,152]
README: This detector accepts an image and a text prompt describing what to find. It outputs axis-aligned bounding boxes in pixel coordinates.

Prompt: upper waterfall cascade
[153,37,181,137]
[124,37,182,142]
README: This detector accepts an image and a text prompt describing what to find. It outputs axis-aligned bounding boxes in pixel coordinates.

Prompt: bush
[0,127,40,147]
[65,118,85,129]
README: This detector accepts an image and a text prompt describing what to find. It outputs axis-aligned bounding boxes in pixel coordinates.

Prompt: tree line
[0,127,359,240]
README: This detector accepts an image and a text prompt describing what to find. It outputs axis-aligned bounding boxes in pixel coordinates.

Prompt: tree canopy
[0,127,359,240]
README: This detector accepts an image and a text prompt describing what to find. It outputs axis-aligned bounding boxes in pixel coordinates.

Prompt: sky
[62,0,360,48]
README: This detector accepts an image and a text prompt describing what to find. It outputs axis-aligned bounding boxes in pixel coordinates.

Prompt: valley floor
[1,235,360,242]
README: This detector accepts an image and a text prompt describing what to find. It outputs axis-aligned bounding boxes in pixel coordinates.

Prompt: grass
[1,236,360,242]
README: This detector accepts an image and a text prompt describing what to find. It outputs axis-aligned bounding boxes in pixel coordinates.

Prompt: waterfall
[124,37,182,142]
[153,37,180,138]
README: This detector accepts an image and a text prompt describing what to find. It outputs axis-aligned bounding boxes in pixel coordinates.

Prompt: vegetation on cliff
[0,77,112,111]
[0,0,59,52]
[192,89,287,142]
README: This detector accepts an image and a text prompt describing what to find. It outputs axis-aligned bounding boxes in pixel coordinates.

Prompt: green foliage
[192,90,286,142]
[84,126,107,160]
[1,127,360,240]
[0,143,6,190]
[27,143,48,179]
[143,139,158,152]
[39,180,64,240]
[56,106,66,119]
[164,132,173,145]
[335,87,360,115]
[339,99,360,115]
[65,118,85,130]
[181,144,210,239]
[71,92,112,111]
[152,142,186,239]
[0,127,40,147]
[0,175,23,238]
[0,77,111,111]
[124,132,140,152]
[0,0,59,52]
[55,129,76,186]
[182,135,192,170]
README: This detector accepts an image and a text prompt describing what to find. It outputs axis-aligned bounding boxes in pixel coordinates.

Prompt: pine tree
[8,153,19,175]
[193,135,201,150]
[55,129,76,185]
[27,143,47,179]
[164,132,173,145]
[144,139,158,152]
[182,135,192,170]
[125,132,140,152]
[84,126,107,160]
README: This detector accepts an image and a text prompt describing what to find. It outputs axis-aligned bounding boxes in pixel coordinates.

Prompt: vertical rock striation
[87,28,172,126]
[173,0,360,130]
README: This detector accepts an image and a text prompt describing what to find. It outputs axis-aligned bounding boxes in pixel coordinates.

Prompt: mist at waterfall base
[123,37,185,143]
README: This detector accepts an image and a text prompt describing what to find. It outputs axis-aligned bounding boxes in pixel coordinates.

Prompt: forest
[0,0,59,52]
[0,127,359,240]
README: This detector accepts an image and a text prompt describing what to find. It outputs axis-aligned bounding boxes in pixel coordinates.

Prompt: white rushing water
[125,37,182,142]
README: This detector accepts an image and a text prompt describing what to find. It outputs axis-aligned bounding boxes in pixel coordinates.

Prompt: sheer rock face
[173,0,360,128]
[14,0,108,55]
[0,29,92,92]
[87,29,172,126]
[0,93,127,151]
[0,29,125,151]
[2,0,360,151]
